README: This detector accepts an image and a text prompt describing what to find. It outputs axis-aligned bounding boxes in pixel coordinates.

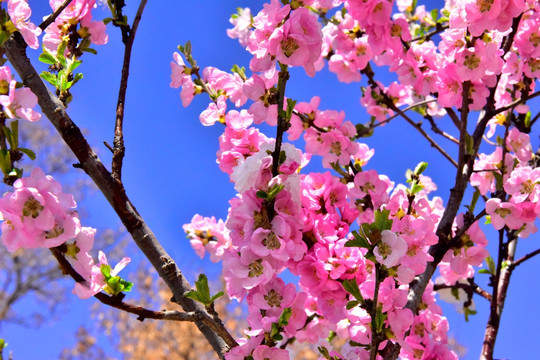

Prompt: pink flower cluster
[471,128,540,237]
[0,168,129,299]
[183,214,231,263]
[173,0,540,358]
[43,0,108,54]
[0,168,80,252]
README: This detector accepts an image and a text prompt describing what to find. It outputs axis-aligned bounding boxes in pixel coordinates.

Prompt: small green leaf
[430,8,438,22]
[411,183,424,195]
[210,291,224,302]
[194,274,211,304]
[38,52,57,65]
[56,42,67,67]
[414,161,428,175]
[0,149,11,175]
[83,48,98,55]
[345,230,371,249]
[478,269,491,274]
[100,264,112,278]
[485,256,496,275]
[40,71,58,87]
[256,190,268,199]
[343,278,364,302]
[346,300,360,310]
[372,209,393,232]
[10,120,18,149]
[17,148,36,160]
[278,307,292,326]
[2,127,12,148]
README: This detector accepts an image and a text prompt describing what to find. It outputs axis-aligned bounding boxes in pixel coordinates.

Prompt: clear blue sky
[2,1,539,359]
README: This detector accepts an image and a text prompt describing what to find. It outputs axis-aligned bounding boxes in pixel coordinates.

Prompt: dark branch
[510,248,540,270]
[112,0,148,181]
[39,0,73,31]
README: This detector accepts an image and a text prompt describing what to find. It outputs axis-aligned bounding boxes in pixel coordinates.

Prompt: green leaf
[465,133,474,155]
[40,71,58,87]
[478,269,491,274]
[194,274,211,304]
[345,230,371,249]
[493,171,503,190]
[10,120,18,149]
[56,42,67,68]
[69,59,83,72]
[2,127,12,148]
[464,307,477,322]
[256,190,268,199]
[103,17,113,25]
[18,148,36,160]
[485,256,496,275]
[100,264,112,278]
[342,278,364,302]
[346,300,360,310]
[210,291,224,302]
[38,52,57,65]
[278,307,292,326]
[430,8,438,22]
[410,183,424,195]
[70,73,84,87]
[372,209,393,232]
[185,290,204,303]
[83,48,98,55]
[0,149,11,175]
[374,306,387,333]
[414,161,428,175]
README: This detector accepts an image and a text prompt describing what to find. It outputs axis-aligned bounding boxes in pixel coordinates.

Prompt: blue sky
[2,1,539,359]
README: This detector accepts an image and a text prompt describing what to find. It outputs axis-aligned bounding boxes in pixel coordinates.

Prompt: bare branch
[362,64,457,167]
[112,0,149,181]
[510,248,540,270]
[490,90,540,118]
[39,0,72,31]
[433,281,492,302]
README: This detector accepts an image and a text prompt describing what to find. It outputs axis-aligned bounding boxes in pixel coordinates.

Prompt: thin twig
[39,0,73,31]
[490,90,540,118]
[362,65,457,167]
[510,248,540,270]
[425,114,460,144]
[49,247,207,322]
[271,64,289,177]
[433,281,492,302]
[112,0,148,181]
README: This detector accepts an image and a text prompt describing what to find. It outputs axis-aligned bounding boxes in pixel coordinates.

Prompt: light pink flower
[8,0,42,49]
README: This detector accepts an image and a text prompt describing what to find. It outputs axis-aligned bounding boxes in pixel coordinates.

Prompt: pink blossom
[183,214,231,263]
[73,250,131,299]
[373,230,407,268]
[8,0,42,49]
[486,198,523,230]
[0,168,81,252]
[506,127,533,163]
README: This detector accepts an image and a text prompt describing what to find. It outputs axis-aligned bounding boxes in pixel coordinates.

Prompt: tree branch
[38,0,73,31]
[433,281,492,302]
[509,247,540,270]
[362,64,457,167]
[112,0,148,181]
[3,33,236,359]
[271,63,289,177]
